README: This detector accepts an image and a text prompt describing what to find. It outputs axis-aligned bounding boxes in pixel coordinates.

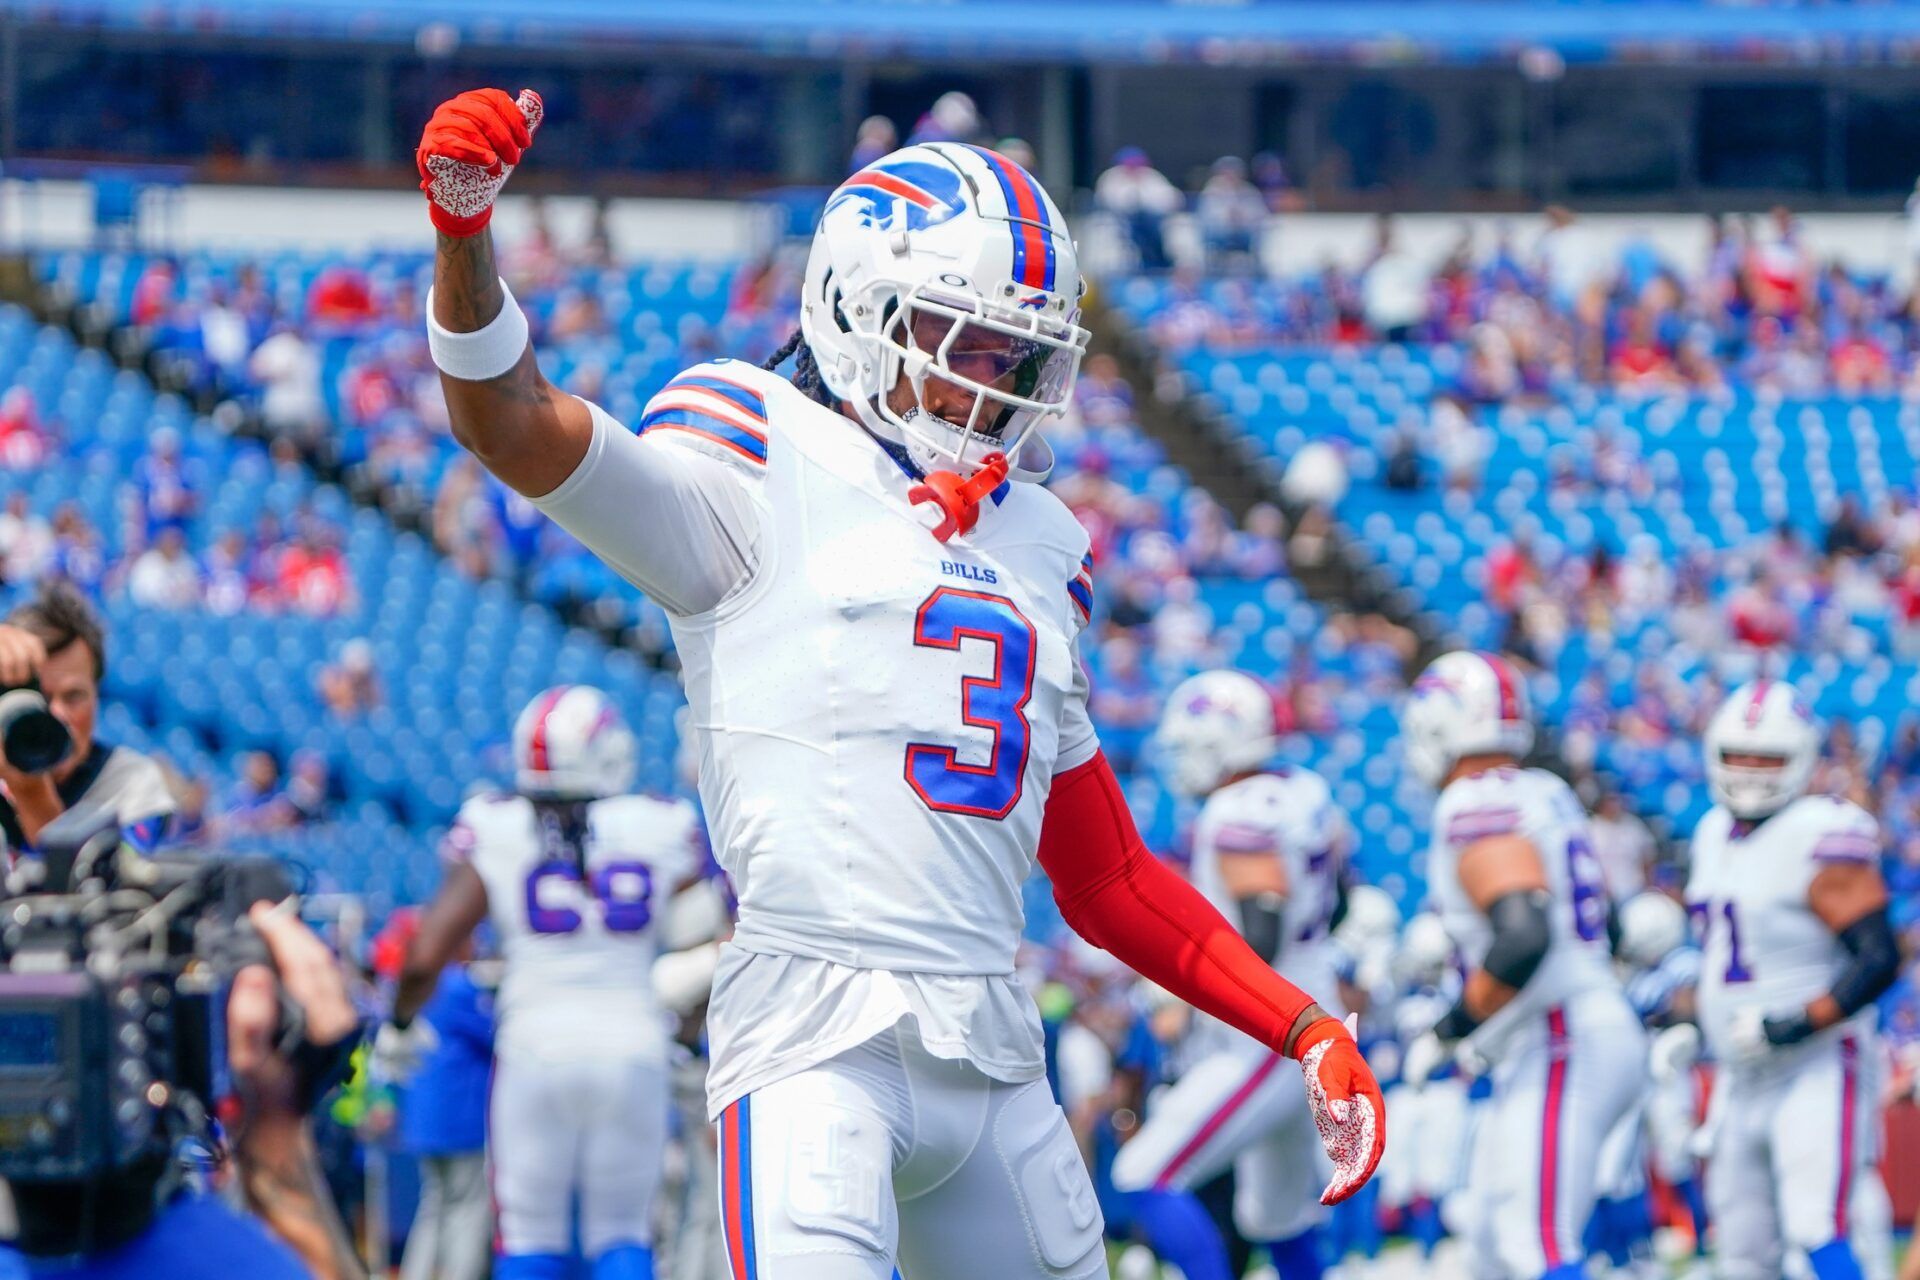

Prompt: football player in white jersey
[378,686,703,1280]
[1616,890,1711,1266]
[1399,650,1647,1280]
[1687,680,1899,1280]
[412,88,1384,1280]
[1110,671,1352,1280]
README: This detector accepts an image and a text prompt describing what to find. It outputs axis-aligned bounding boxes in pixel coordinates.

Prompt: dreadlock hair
[762,327,836,408]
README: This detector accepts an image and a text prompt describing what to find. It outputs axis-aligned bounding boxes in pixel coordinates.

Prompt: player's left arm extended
[1764,859,1898,1046]
[1037,752,1384,1204]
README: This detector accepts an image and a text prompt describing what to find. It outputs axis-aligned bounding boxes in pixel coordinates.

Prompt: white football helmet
[1617,891,1689,969]
[1703,679,1817,819]
[1155,669,1281,797]
[1394,912,1457,989]
[512,685,638,801]
[1335,884,1402,956]
[801,143,1088,483]
[1400,650,1535,787]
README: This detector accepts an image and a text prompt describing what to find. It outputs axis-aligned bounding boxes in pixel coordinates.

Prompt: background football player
[1110,670,1353,1280]
[1617,889,1711,1266]
[412,86,1384,1280]
[1400,650,1648,1280]
[377,685,703,1280]
[1687,680,1900,1280]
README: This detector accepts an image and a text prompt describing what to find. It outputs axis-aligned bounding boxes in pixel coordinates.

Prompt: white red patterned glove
[416,87,543,238]
[1295,1013,1386,1205]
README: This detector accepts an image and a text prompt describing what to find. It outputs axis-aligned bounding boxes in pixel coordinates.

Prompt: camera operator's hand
[227,902,367,1280]
[0,623,47,686]
[229,902,360,1110]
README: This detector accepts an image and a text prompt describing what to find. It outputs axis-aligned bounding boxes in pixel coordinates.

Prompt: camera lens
[0,685,71,774]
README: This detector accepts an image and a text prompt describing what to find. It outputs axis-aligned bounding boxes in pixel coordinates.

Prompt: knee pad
[995,1085,1106,1273]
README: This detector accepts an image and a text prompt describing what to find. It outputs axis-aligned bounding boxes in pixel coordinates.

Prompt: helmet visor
[879,286,1085,468]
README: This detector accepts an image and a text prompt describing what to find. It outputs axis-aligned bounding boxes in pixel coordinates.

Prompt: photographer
[0,585,175,853]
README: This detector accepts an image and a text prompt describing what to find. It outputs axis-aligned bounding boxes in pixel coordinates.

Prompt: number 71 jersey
[1426,766,1621,1058]
[1687,795,1881,1069]
[655,361,1097,977]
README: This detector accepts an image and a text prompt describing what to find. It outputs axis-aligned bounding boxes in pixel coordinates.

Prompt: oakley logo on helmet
[828,161,966,232]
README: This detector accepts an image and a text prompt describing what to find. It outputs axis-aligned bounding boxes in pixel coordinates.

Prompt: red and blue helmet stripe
[962,144,1058,293]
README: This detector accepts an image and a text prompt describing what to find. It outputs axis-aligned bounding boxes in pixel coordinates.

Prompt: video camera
[0,809,294,1255]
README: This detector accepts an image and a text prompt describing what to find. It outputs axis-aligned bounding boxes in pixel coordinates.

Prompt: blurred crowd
[0,425,357,619]
[1130,201,1920,404]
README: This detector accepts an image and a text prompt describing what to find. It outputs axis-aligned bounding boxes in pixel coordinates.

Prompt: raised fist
[416,87,543,238]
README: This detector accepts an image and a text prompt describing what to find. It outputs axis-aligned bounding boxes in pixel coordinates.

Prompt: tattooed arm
[235,1113,367,1280]
[226,903,370,1280]
[433,228,595,497]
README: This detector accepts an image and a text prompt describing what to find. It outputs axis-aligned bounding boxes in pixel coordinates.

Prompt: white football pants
[1705,1032,1888,1280]
[489,1047,669,1259]
[714,1021,1107,1280]
[1459,990,1647,1279]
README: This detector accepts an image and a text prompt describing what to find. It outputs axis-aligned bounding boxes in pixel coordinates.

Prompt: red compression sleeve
[1038,752,1319,1056]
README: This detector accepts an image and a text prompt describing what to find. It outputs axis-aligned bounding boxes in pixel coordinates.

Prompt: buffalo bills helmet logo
[827,161,966,232]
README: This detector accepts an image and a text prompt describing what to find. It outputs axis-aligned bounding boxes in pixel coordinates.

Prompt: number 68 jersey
[1426,766,1621,1060]
[445,790,700,1058]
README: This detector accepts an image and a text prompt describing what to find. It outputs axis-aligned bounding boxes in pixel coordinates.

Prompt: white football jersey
[1426,766,1622,1060]
[1687,794,1881,1070]
[446,790,700,1058]
[1188,768,1350,1035]
[535,359,1100,1115]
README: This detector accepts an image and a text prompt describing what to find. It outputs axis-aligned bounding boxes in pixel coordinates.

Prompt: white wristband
[426,280,530,382]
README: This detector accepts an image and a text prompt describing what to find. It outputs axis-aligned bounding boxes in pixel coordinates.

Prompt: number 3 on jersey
[905,588,1037,820]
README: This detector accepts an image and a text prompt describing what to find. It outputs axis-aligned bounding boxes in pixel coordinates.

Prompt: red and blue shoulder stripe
[1067,550,1094,622]
[640,372,769,464]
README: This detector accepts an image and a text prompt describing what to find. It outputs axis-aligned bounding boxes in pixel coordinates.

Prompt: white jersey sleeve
[1688,795,1882,1068]
[531,369,769,617]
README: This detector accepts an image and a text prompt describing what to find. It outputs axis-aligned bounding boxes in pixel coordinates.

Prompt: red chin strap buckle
[909,452,1009,542]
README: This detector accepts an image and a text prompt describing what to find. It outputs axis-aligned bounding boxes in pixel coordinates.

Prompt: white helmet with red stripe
[1155,669,1282,797]
[1704,679,1817,819]
[513,685,638,801]
[800,143,1088,484]
[1400,650,1535,787]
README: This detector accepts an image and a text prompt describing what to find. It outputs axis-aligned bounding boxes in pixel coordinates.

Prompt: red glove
[1293,1014,1387,1205]
[416,88,543,238]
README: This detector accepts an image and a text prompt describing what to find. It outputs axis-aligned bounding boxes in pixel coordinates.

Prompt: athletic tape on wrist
[426,280,529,382]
